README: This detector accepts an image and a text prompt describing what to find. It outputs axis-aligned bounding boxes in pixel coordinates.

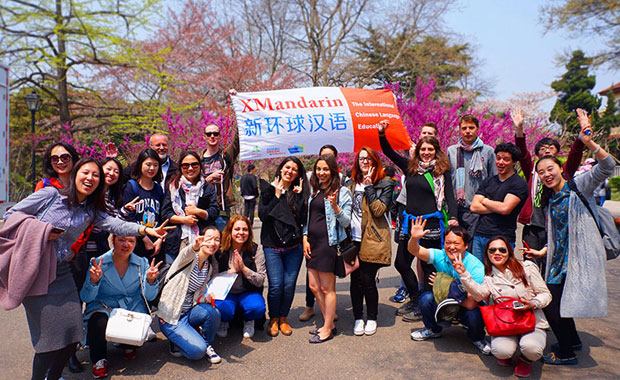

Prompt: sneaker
[542,352,578,365]
[122,348,136,360]
[169,342,182,358]
[353,319,365,336]
[390,286,409,303]
[473,340,491,356]
[146,326,157,342]
[402,308,423,322]
[396,300,416,316]
[514,355,532,377]
[364,320,377,335]
[216,322,229,338]
[243,320,255,338]
[205,345,222,364]
[410,328,441,341]
[92,359,108,379]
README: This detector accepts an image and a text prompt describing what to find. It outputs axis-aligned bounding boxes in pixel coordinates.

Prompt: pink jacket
[0,211,56,310]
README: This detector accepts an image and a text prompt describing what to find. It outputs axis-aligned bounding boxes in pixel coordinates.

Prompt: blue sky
[444,1,618,110]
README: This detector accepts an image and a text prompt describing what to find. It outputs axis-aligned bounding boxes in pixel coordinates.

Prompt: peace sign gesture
[124,196,142,212]
[274,177,285,198]
[146,258,163,284]
[362,166,374,186]
[89,258,104,284]
[326,189,340,213]
[145,219,176,240]
[292,177,304,194]
[451,252,466,275]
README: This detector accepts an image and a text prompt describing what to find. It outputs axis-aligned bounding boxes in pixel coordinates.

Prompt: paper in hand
[206,273,238,300]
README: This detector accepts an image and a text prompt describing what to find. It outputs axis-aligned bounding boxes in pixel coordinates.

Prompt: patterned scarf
[455,137,484,205]
[170,175,204,241]
[418,160,445,212]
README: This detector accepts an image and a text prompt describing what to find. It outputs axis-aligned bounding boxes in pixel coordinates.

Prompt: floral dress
[548,182,570,284]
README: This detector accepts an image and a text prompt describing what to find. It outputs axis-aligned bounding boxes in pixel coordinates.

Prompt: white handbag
[104,265,153,346]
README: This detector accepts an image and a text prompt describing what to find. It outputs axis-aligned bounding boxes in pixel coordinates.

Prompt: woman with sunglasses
[35,142,80,191]
[161,151,219,264]
[378,120,457,322]
[452,236,551,378]
[3,158,170,380]
[347,147,393,336]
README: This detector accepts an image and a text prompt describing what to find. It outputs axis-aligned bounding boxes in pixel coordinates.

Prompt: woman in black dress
[303,155,352,343]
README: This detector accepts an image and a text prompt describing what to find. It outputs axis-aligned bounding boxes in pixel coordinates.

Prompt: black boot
[68,353,84,373]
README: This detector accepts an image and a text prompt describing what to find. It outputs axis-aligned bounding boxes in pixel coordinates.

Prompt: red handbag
[479,297,536,337]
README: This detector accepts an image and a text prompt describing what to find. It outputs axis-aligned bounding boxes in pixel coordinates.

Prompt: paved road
[1,220,620,380]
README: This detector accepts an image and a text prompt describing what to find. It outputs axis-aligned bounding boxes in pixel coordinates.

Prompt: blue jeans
[159,304,221,360]
[419,291,485,342]
[264,244,303,318]
[471,235,515,263]
[215,291,266,322]
[215,208,231,232]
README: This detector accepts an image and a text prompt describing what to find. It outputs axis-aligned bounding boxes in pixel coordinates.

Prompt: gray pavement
[1,220,620,380]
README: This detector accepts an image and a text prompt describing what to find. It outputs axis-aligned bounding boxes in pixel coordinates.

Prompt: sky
[444,0,618,110]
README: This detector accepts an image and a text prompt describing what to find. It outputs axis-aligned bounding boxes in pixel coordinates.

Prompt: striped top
[180,255,210,315]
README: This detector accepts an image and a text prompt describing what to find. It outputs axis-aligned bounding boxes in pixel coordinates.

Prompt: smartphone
[513,301,525,309]
[51,227,65,234]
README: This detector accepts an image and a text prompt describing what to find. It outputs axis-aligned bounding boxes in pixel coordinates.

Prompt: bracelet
[592,145,601,155]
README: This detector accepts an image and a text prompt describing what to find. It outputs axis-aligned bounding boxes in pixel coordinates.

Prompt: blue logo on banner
[288,145,305,154]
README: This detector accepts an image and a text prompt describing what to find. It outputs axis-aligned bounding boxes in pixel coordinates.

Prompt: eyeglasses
[50,153,72,164]
[358,157,370,162]
[487,247,508,254]
[204,131,220,137]
[181,162,200,170]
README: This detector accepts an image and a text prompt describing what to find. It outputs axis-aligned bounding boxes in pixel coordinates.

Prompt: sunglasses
[204,131,220,137]
[50,153,72,164]
[488,247,508,254]
[181,162,200,170]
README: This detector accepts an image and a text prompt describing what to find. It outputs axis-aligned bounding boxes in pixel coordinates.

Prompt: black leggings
[87,312,109,363]
[350,260,383,320]
[31,343,77,380]
[394,238,440,304]
[543,281,581,358]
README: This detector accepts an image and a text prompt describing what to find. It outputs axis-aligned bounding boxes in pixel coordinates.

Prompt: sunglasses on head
[50,153,72,164]
[181,162,200,170]
[488,247,508,254]
[205,131,220,137]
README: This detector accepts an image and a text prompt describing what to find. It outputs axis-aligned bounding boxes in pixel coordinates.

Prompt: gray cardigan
[545,154,614,318]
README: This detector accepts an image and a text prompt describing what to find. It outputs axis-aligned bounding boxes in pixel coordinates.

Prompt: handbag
[567,179,620,260]
[479,297,536,337]
[105,265,153,346]
[333,188,359,278]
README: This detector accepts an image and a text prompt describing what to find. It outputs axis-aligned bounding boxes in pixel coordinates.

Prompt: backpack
[567,179,620,260]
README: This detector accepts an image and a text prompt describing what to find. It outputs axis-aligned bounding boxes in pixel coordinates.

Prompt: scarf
[455,137,485,206]
[170,176,204,241]
[418,160,446,211]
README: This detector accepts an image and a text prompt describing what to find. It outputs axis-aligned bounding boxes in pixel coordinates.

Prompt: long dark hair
[483,236,528,287]
[100,157,124,209]
[170,151,202,188]
[274,156,309,218]
[535,155,563,209]
[131,148,162,183]
[351,147,385,185]
[63,157,106,211]
[42,142,80,178]
[408,136,450,176]
[310,154,340,196]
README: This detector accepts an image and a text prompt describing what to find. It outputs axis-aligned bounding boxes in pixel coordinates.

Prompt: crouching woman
[157,226,222,363]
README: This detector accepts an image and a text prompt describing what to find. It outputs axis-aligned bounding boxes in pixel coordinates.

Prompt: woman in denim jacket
[303,154,352,343]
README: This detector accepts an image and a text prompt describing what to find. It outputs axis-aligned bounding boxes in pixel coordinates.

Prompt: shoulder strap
[567,179,604,237]
[164,260,193,286]
[129,179,138,194]
[137,264,152,315]
[39,190,58,220]
[423,172,435,192]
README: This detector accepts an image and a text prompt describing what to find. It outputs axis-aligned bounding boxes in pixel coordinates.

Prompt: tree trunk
[55,0,70,126]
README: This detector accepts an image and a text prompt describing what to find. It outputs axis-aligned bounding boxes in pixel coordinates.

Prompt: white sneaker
[353,319,365,336]
[410,328,442,341]
[205,345,221,364]
[243,320,255,338]
[364,320,377,335]
[216,322,229,338]
[473,339,491,355]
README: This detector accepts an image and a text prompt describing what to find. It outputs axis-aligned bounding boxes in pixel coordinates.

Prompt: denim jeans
[215,291,266,322]
[419,291,485,342]
[263,244,303,318]
[159,303,221,360]
[215,214,230,232]
[471,235,515,263]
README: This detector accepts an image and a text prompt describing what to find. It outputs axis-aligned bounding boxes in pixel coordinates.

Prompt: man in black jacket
[240,164,259,225]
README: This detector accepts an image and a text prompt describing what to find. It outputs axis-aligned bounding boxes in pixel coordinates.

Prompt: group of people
[0,105,614,379]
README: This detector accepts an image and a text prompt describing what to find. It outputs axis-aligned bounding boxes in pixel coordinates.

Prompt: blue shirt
[428,248,485,284]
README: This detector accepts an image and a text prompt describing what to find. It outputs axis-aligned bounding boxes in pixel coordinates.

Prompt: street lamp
[25,91,42,188]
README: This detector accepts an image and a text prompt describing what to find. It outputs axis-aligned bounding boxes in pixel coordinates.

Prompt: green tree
[599,89,620,156]
[549,50,601,136]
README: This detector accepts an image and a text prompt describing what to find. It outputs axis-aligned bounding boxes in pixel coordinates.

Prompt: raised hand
[451,252,466,274]
[274,177,284,198]
[510,108,524,128]
[104,142,119,158]
[193,235,205,251]
[292,178,304,194]
[519,246,546,259]
[124,196,142,212]
[326,190,339,211]
[576,108,593,144]
[409,216,429,241]
[146,219,176,240]
[89,258,104,284]
[362,166,374,186]
[146,258,163,284]
[378,119,389,133]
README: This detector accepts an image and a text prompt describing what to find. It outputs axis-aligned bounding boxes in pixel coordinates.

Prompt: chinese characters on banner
[231,87,411,160]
